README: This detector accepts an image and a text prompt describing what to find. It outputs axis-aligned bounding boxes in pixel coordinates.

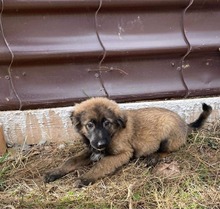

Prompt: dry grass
[0,122,219,209]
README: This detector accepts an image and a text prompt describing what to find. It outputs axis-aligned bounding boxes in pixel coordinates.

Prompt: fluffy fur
[44,98,212,187]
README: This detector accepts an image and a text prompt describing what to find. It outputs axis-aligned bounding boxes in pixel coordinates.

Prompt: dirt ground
[0,122,219,209]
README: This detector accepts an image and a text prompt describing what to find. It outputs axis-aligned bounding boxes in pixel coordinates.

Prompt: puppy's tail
[188,103,212,131]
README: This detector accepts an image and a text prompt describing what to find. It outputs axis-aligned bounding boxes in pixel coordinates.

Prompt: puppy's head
[70,97,127,151]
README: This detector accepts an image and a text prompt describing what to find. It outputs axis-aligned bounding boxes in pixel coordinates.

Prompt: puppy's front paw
[44,170,62,183]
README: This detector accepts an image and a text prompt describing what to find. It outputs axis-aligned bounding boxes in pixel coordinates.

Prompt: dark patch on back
[157,139,169,153]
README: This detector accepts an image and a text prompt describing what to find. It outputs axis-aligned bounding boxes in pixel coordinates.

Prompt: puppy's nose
[97,140,107,149]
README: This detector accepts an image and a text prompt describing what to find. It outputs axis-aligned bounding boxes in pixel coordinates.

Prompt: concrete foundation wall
[0,97,219,145]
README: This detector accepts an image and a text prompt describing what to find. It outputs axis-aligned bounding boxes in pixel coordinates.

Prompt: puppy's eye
[86,122,95,130]
[103,120,111,128]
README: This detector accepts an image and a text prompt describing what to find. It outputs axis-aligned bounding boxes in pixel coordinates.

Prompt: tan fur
[44,97,211,187]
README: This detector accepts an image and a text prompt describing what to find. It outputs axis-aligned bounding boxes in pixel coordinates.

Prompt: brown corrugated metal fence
[0,0,220,111]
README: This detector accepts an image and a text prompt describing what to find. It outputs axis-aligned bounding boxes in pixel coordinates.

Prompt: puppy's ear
[70,111,81,131]
[116,113,127,129]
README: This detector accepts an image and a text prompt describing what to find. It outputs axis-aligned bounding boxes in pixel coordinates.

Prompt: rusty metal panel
[182,0,220,97]
[96,0,189,101]
[0,0,220,111]
[0,0,20,110]
[1,0,106,110]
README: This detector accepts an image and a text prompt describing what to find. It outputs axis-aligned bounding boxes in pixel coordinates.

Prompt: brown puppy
[44,97,212,187]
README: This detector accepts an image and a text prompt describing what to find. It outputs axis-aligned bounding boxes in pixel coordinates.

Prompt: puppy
[44,97,212,187]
